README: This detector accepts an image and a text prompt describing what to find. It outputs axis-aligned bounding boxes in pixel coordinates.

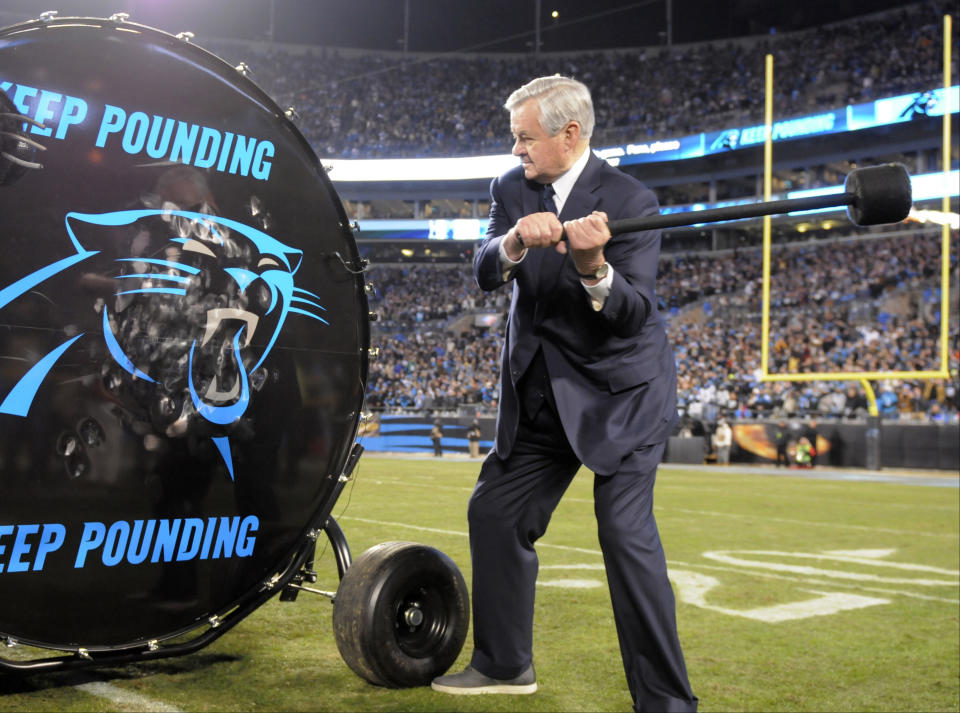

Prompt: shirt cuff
[499,236,526,281]
[581,264,614,311]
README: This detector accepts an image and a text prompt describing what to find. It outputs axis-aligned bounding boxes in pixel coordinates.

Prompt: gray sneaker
[431,664,537,695]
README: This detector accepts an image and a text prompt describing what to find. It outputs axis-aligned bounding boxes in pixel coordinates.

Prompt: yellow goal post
[758,15,955,416]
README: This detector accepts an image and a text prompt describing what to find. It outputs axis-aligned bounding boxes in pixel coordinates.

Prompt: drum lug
[175,31,195,42]
[109,12,130,22]
[234,62,252,77]
[284,107,300,121]
[368,347,380,360]
[263,573,282,590]
[5,637,17,648]
[147,640,159,652]
[39,10,57,22]
[77,648,91,660]
[208,615,222,628]
[279,558,319,602]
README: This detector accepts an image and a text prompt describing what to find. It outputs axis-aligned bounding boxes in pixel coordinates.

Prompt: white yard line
[364,478,473,493]
[73,676,183,713]
[670,559,960,605]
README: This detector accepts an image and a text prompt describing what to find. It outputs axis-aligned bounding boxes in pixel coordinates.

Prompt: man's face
[509,98,572,185]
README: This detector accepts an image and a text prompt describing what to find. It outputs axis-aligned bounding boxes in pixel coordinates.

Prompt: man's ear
[562,120,581,147]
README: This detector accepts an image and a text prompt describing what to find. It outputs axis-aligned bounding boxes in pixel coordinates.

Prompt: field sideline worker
[714,417,733,465]
[467,419,482,458]
[431,75,698,712]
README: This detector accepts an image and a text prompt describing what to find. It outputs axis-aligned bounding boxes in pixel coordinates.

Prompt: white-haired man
[432,76,697,712]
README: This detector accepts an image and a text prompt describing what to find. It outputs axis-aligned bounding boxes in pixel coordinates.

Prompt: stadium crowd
[203,1,958,426]
[211,1,950,159]
[363,230,959,423]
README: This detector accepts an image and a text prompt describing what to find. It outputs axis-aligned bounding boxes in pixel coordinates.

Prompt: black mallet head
[843,163,913,226]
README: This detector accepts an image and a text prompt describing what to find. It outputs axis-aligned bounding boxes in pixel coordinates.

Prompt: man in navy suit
[431,76,697,712]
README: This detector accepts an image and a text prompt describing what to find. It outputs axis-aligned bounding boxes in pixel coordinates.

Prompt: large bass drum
[0,15,369,654]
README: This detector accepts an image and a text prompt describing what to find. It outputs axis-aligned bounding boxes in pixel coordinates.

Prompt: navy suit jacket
[475,152,678,474]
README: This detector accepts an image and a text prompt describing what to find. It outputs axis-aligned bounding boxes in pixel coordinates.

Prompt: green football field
[1,456,957,713]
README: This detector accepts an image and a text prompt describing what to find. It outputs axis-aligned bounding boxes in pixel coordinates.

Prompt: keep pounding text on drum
[1,79,276,181]
[0,516,259,572]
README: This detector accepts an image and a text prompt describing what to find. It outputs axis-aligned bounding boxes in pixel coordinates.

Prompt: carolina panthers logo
[709,129,740,152]
[0,208,328,480]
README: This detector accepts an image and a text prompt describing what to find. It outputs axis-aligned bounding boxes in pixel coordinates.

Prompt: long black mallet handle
[601,163,913,236]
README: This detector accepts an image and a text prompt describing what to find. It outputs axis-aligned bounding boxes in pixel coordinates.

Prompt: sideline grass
[1,458,957,712]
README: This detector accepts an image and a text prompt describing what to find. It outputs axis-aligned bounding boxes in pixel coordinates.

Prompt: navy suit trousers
[468,374,697,712]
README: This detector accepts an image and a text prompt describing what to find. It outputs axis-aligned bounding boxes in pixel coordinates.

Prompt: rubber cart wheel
[332,541,469,687]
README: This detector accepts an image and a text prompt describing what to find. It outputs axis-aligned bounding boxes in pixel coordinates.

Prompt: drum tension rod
[0,114,48,170]
[329,250,369,274]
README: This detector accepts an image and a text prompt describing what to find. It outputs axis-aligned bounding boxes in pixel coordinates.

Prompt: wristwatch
[577,262,609,280]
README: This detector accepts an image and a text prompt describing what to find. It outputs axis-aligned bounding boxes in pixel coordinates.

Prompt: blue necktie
[541,184,557,215]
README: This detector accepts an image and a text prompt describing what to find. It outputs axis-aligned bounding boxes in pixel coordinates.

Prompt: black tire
[332,541,469,688]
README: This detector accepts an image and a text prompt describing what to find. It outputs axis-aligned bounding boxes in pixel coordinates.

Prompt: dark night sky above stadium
[0,0,924,51]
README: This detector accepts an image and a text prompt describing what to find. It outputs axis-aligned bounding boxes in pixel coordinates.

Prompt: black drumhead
[0,17,368,650]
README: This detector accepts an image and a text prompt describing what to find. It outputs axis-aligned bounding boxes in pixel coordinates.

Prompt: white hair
[504,75,594,140]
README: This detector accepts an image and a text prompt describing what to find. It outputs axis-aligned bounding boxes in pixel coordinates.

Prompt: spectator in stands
[878,384,900,419]
[818,386,846,418]
[733,401,753,419]
[842,384,869,419]
[432,76,696,713]
[923,378,949,409]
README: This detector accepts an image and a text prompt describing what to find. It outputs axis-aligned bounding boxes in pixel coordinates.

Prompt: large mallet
[605,163,913,235]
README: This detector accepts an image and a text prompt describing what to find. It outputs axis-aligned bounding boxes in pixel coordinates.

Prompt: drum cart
[0,13,468,687]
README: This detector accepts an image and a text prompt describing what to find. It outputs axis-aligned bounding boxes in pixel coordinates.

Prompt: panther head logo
[0,207,328,480]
